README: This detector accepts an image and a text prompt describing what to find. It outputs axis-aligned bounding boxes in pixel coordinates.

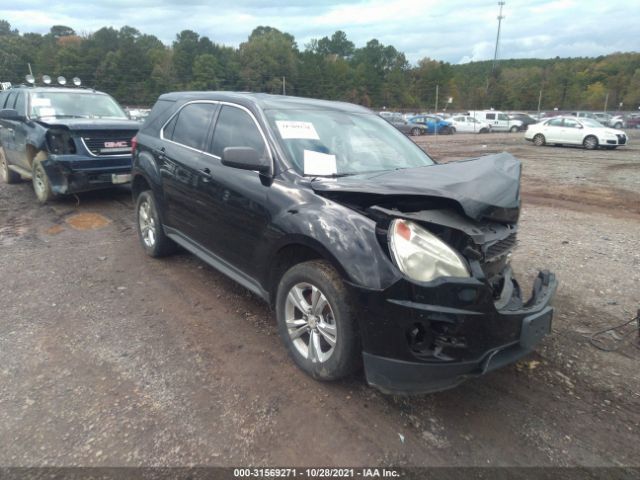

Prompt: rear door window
[14,92,25,114]
[168,102,217,151]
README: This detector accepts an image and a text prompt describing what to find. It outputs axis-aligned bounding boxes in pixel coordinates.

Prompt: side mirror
[0,109,25,122]
[221,147,270,174]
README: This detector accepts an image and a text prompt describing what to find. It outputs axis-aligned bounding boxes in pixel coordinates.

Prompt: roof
[158,91,372,114]
[2,86,107,95]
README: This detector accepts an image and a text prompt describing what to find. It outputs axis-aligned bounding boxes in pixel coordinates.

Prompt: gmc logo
[104,141,128,148]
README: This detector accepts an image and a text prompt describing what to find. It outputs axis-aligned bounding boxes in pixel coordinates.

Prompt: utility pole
[282,76,286,95]
[435,84,439,112]
[603,92,609,112]
[492,2,506,74]
[537,89,543,117]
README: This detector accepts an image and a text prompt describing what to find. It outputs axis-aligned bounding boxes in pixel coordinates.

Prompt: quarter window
[210,105,266,158]
[169,103,217,151]
[486,113,495,120]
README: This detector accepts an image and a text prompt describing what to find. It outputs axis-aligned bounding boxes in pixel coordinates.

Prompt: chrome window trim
[159,100,274,170]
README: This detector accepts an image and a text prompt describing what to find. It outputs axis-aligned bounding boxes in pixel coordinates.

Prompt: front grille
[82,131,137,156]
[617,134,626,145]
[484,233,517,261]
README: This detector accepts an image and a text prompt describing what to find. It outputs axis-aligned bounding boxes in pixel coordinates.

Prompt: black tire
[276,260,360,381]
[479,127,489,134]
[450,127,456,134]
[0,146,20,184]
[613,122,622,129]
[533,134,546,146]
[583,135,598,150]
[32,158,54,204]
[135,190,177,257]
[509,125,519,133]
[410,127,422,137]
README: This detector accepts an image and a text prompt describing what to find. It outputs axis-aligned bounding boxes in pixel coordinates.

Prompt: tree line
[1,19,639,111]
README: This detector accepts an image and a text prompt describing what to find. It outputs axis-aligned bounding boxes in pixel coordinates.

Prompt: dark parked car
[508,112,538,130]
[132,92,557,394]
[379,112,428,136]
[0,85,139,203]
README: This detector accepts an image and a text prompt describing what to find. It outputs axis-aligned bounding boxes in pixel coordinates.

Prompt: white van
[468,110,523,132]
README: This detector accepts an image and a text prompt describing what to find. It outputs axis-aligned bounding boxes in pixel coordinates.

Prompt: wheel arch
[265,239,351,307]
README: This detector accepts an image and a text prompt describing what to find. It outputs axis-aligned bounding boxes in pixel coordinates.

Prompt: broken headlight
[388,219,470,282]
[46,130,76,155]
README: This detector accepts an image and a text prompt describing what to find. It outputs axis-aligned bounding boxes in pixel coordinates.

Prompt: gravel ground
[0,129,638,467]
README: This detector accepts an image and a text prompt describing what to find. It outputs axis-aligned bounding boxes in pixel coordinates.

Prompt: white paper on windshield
[38,107,56,117]
[303,150,337,176]
[276,121,319,140]
[32,98,51,107]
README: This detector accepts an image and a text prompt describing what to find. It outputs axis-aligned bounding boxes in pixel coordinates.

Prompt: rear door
[159,101,219,239]
[0,92,18,163]
[543,117,565,143]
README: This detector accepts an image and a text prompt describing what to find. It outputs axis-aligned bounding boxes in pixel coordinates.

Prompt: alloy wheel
[138,199,157,248]
[284,282,337,363]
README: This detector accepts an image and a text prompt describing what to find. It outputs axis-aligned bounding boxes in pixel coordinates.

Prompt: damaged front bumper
[41,154,132,195]
[354,269,557,395]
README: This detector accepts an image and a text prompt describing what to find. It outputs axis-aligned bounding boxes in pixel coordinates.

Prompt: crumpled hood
[36,118,141,131]
[311,152,521,222]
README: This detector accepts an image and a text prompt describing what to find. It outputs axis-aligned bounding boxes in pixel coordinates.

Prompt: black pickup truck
[0,85,139,203]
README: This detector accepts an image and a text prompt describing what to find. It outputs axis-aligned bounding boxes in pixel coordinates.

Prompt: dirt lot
[0,131,638,467]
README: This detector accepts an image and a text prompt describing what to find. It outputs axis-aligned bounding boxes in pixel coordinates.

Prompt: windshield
[581,118,604,128]
[265,109,435,177]
[29,92,128,120]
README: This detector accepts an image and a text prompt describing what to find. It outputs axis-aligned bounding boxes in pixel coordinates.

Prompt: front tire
[135,190,177,257]
[583,135,598,150]
[32,159,54,204]
[613,122,622,129]
[0,147,21,184]
[410,127,422,137]
[510,125,519,133]
[276,260,360,381]
[533,134,546,146]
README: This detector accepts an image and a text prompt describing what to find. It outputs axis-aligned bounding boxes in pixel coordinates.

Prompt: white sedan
[449,115,491,134]
[525,116,628,150]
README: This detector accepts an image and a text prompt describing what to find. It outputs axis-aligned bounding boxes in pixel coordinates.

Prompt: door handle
[155,147,166,160]
[201,167,212,182]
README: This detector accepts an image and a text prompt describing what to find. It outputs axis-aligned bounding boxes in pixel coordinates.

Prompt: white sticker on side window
[303,150,337,176]
[276,121,320,140]
[38,107,56,117]
[32,98,51,107]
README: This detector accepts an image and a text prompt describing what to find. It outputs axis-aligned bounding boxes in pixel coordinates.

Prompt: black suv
[132,92,557,394]
[0,85,139,203]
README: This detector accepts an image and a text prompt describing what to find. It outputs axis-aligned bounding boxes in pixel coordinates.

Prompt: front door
[197,104,272,279]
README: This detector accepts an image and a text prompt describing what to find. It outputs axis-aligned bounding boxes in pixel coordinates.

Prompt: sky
[3,0,639,65]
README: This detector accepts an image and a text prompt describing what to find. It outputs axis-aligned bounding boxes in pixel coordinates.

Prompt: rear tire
[613,122,622,129]
[135,190,177,257]
[410,127,421,137]
[0,147,20,184]
[276,260,360,381]
[510,125,519,133]
[533,134,546,146]
[479,127,489,134]
[583,135,598,150]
